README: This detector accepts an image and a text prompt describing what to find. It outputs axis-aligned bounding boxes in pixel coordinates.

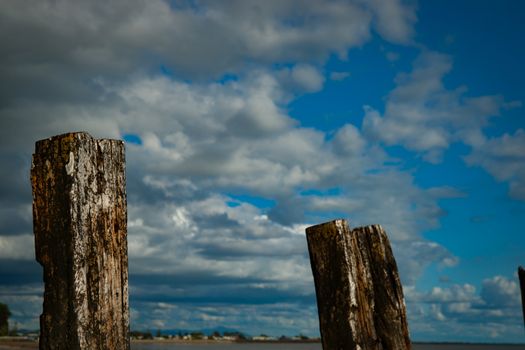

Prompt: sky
[0,0,524,344]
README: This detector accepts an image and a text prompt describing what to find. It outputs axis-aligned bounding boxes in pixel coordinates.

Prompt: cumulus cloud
[359,48,525,205]
[0,0,417,147]
[406,275,523,341]
[0,0,477,338]
[362,51,511,163]
[480,275,521,308]
[0,0,414,93]
[278,64,325,93]
[130,301,320,337]
[394,241,458,286]
[364,0,417,44]
[0,66,456,331]
[422,284,478,304]
[465,129,525,200]
[329,71,351,81]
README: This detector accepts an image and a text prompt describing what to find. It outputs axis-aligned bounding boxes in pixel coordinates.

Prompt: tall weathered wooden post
[519,266,525,330]
[31,132,129,350]
[306,219,411,350]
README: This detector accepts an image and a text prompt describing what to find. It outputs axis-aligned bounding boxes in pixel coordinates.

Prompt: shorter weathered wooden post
[306,219,410,350]
[519,266,525,330]
[31,132,129,350]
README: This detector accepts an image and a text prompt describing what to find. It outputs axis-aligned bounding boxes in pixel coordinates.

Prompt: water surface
[132,343,523,350]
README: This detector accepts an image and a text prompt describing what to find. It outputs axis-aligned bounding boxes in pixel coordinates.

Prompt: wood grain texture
[306,219,411,350]
[31,132,129,350]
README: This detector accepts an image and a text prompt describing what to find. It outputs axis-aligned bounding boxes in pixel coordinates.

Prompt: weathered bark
[306,219,411,350]
[519,266,525,330]
[31,132,129,350]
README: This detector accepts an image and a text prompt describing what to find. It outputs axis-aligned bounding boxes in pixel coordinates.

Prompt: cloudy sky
[1,0,524,343]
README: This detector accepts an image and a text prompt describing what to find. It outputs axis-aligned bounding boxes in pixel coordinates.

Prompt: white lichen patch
[65,151,75,175]
[334,218,346,233]
[101,193,111,208]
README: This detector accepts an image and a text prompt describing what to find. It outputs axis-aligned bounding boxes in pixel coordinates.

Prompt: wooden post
[31,132,129,350]
[519,266,525,330]
[306,219,411,350]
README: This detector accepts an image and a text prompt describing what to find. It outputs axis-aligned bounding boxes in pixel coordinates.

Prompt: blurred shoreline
[1,338,524,349]
[0,338,321,349]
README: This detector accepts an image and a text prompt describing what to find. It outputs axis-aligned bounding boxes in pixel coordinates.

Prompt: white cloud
[130,301,320,337]
[465,129,525,200]
[423,284,478,303]
[359,49,525,205]
[406,275,523,342]
[394,241,458,286]
[290,64,325,92]
[364,0,417,44]
[332,124,367,156]
[362,51,510,163]
[0,0,415,86]
[51,71,456,299]
[329,71,351,81]
[480,275,521,308]
[1,0,492,339]
[0,65,459,337]
[278,64,325,93]
[0,234,35,260]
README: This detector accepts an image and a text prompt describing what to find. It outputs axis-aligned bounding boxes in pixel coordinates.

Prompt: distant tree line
[0,303,11,336]
[129,329,250,341]
[129,330,154,339]
[128,328,315,342]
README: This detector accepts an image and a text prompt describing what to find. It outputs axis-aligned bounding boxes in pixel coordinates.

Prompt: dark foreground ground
[0,339,36,350]
[1,339,524,350]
